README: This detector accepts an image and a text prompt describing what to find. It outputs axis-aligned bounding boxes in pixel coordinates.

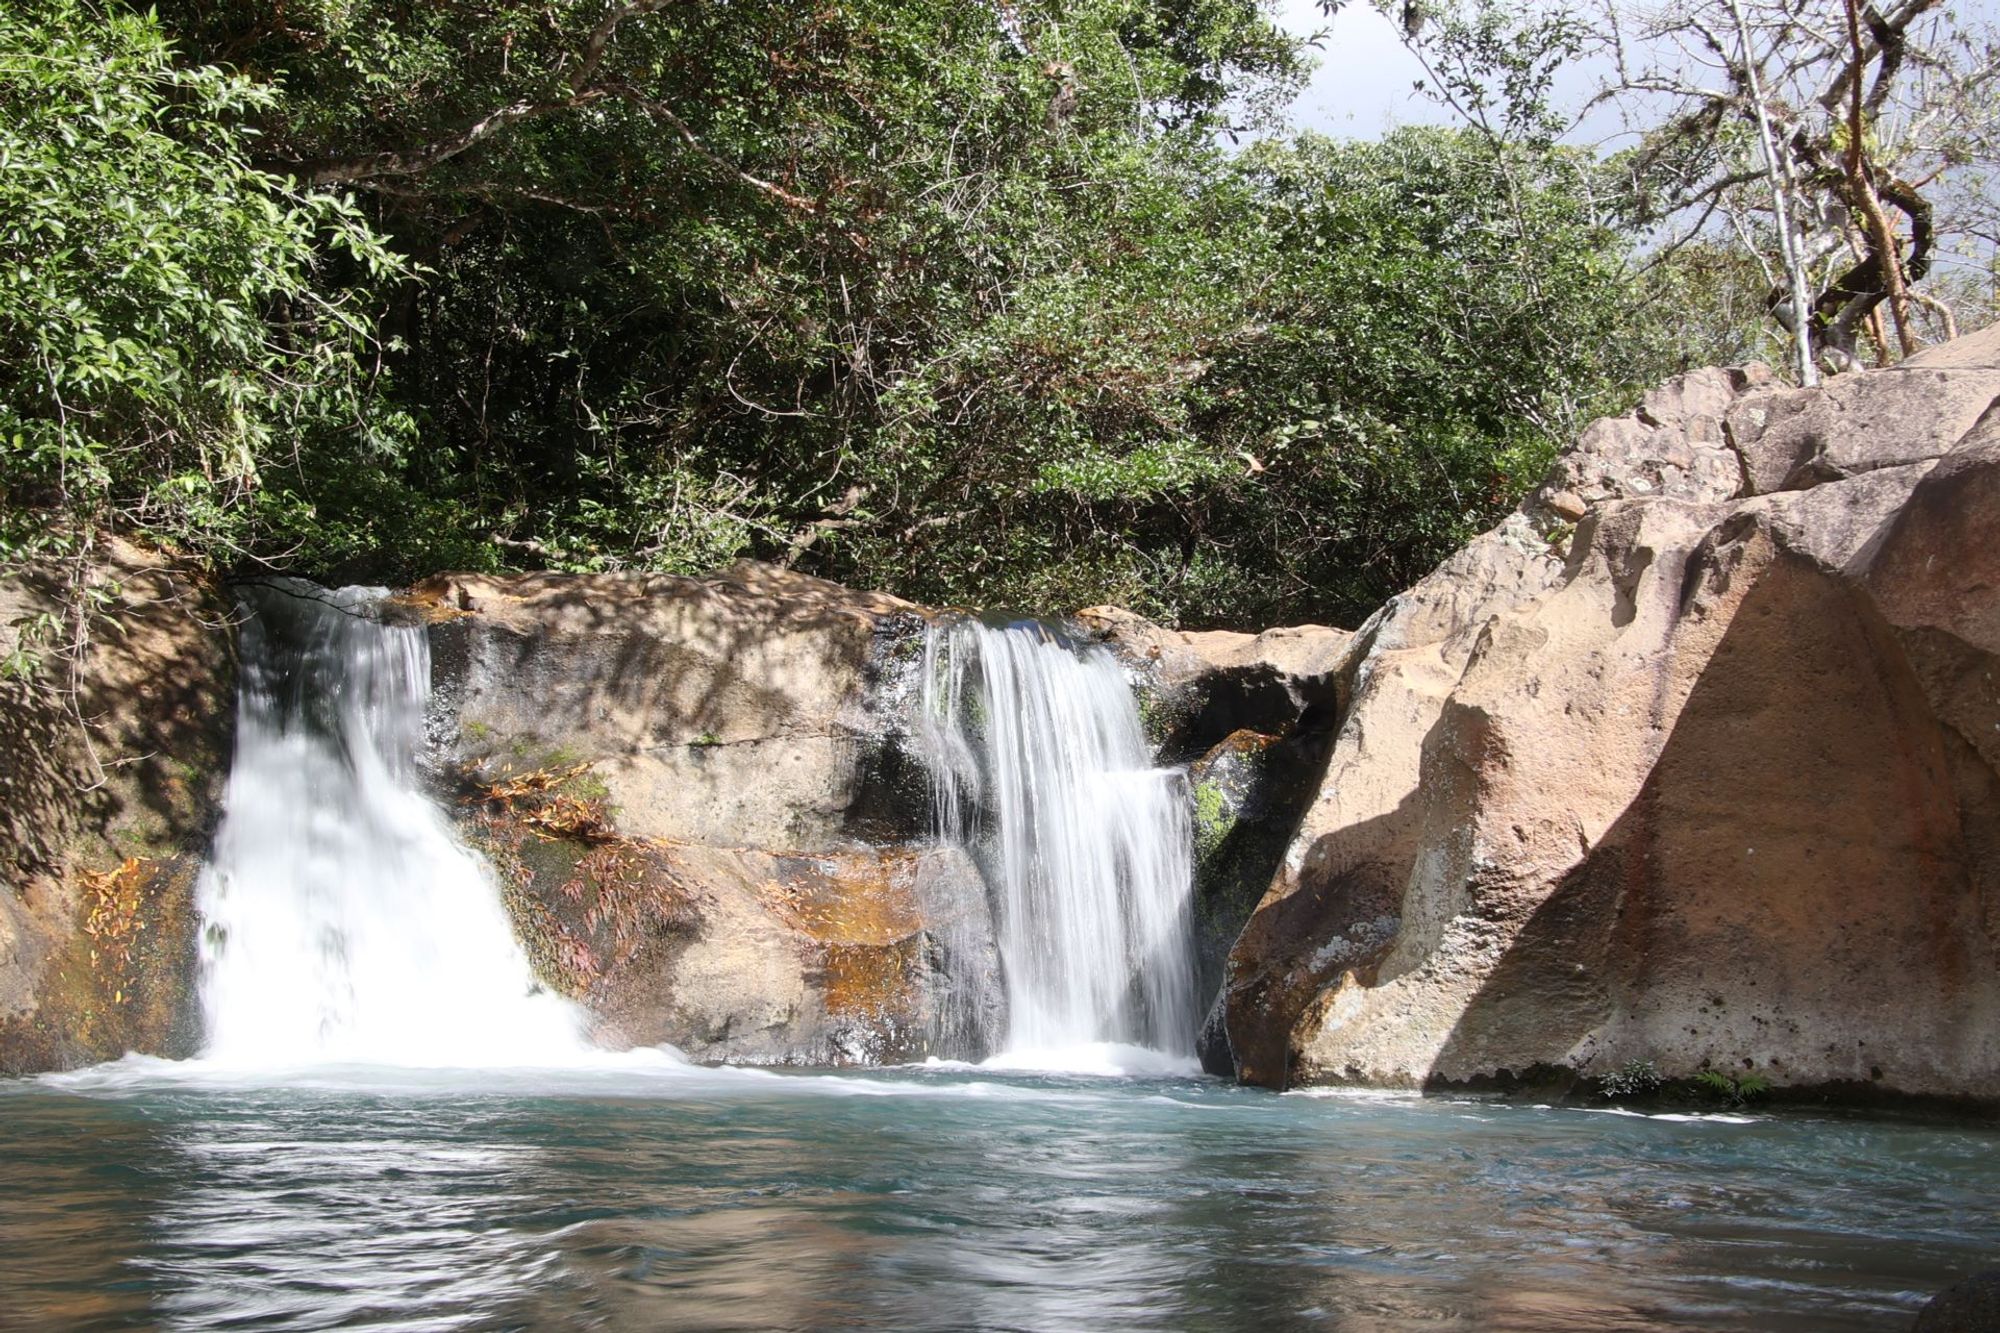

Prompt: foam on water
[977,1042,1203,1078]
[33,1049,1135,1107]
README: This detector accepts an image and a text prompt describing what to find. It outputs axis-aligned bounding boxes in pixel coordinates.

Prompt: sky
[1266,0,1631,148]
[1272,0,1454,136]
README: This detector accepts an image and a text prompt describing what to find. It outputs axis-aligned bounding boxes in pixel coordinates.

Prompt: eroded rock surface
[416,561,934,850]
[0,542,232,1073]
[1223,327,2000,1104]
[414,561,1004,1064]
[1075,605,1355,762]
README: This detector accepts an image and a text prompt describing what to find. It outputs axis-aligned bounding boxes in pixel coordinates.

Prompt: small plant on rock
[1694,1069,1772,1107]
[1598,1059,1663,1099]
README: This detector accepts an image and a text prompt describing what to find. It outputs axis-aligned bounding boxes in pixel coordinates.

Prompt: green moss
[1135,686,1166,748]
[1192,777,1232,859]
[480,739,610,803]
[501,735,575,766]
[1134,682,1197,752]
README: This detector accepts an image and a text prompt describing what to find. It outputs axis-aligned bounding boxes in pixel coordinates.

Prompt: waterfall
[918,619,1198,1060]
[195,583,585,1067]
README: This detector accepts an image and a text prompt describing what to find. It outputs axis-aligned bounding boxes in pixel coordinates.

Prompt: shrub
[1598,1058,1664,1099]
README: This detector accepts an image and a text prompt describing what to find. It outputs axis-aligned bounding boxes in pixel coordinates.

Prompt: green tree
[820,127,1645,627]
[134,0,1303,585]
[4,0,1690,632]
[0,0,407,573]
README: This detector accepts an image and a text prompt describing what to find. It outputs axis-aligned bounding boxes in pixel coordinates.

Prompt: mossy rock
[1186,728,1326,1023]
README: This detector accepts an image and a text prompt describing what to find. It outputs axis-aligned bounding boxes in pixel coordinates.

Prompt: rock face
[412,562,1004,1064]
[1184,727,1327,1074]
[0,541,233,1073]
[409,568,1351,1067]
[1222,326,2000,1104]
[1914,1270,2000,1332]
[1076,605,1354,762]
[0,543,1340,1075]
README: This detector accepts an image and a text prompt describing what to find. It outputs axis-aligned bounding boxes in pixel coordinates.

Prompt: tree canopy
[3,0,1991,633]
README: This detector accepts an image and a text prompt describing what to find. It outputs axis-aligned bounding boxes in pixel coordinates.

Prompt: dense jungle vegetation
[2,0,1994,629]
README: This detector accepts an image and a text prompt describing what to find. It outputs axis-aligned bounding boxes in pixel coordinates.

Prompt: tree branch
[297,0,681,186]
[303,98,577,187]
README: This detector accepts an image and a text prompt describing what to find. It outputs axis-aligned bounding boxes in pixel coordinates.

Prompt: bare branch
[302,94,601,186]
[569,0,676,93]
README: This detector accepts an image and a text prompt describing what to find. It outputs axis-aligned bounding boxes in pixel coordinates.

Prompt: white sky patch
[1268,0,1634,146]
[1275,0,1451,135]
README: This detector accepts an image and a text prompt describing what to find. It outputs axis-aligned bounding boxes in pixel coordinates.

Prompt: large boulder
[409,562,1004,1064]
[0,541,234,1073]
[415,561,937,850]
[1222,327,2000,1104]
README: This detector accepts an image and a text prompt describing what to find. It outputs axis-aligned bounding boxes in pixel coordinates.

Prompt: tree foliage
[0,0,1818,630]
[0,0,413,572]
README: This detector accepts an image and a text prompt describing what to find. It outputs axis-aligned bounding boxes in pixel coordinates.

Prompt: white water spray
[195,583,585,1067]
[918,620,1198,1060]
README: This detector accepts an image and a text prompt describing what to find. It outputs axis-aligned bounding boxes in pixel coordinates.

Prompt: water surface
[2,1060,1991,1330]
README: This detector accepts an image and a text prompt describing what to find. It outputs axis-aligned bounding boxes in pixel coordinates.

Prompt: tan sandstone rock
[1222,325,2000,1104]
[414,560,1004,1064]
[413,560,926,851]
[0,541,233,1073]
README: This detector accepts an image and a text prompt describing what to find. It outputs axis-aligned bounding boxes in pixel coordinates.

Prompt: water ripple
[2,1069,1995,1331]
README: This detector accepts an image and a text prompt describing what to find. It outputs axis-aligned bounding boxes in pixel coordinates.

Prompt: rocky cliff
[0,541,233,1073]
[411,566,1334,1066]
[0,547,1319,1074]
[1220,323,2000,1105]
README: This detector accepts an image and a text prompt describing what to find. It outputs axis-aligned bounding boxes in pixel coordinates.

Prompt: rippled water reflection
[2,1063,1994,1330]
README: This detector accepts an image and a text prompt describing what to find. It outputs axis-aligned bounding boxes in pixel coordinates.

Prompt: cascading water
[918,619,1199,1061]
[195,583,585,1067]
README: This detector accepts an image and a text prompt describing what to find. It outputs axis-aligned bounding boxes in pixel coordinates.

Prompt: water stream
[6,1064,1996,1332]
[195,583,584,1067]
[918,619,1199,1065]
